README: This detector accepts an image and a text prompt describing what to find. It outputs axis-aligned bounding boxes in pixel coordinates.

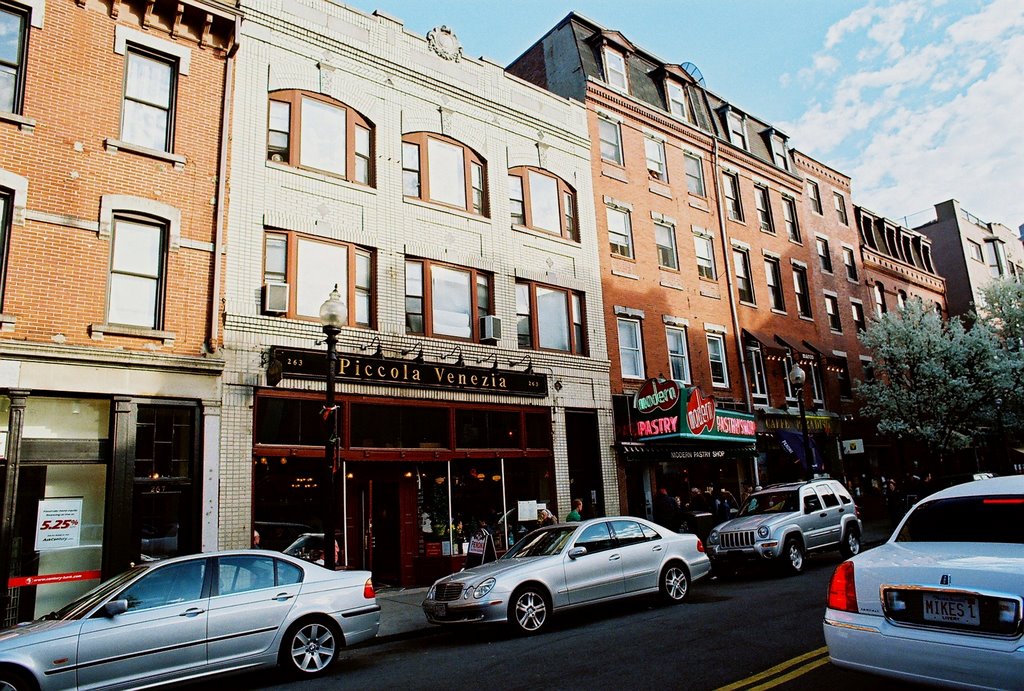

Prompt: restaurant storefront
[758,409,843,484]
[254,347,597,586]
[614,378,757,517]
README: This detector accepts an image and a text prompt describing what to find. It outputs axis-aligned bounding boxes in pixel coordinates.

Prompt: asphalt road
[201,547,921,691]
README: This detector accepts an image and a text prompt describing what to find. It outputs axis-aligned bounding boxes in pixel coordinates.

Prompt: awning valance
[742,329,788,362]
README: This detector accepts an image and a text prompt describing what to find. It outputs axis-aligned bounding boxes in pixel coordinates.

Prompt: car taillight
[827,561,857,613]
[363,578,375,599]
[696,539,705,553]
[854,504,861,518]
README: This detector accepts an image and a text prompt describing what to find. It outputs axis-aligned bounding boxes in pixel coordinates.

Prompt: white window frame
[618,317,644,380]
[707,333,729,388]
[667,81,689,121]
[825,294,842,332]
[783,196,800,242]
[765,257,785,311]
[666,326,691,384]
[684,153,705,196]
[607,206,633,258]
[694,234,716,280]
[842,246,858,281]
[722,171,743,222]
[833,192,849,225]
[727,111,747,150]
[754,185,773,233]
[967,239,983,262]
[747,346,769,407]
[603,47,628,91]
[793,266,812,318]
[645,137,667,181]
[598,117,623,165]
[107,215,166,329]
[807,180,822,214]
[770,134,789,171]
[733,248,755,304]
[816,236,833,273]
[655,221,678,270]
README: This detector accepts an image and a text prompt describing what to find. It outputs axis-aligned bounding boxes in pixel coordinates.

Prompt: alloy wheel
[513,589,548,632]
[289,621,337,674]
[662,565,689,602]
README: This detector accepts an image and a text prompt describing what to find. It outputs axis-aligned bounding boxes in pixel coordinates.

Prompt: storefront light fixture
[360,335,383,358]
[401,344,424,363]
[509,354,533,374]
[444,345,465,367]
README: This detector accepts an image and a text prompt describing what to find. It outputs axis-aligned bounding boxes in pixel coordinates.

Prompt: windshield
[500,526,575,559]
[40,566,148,621]
[739,491,798,516]
[896,495,1024,544]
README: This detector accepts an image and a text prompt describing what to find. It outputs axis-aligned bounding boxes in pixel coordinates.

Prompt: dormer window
[769,134,789,171]
[727,111,747,150]
[603,47,628,91]
[666,82,690,122]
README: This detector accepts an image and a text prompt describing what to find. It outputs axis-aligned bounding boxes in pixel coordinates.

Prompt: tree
[855,298,1003,461]
[975,279,1024,443]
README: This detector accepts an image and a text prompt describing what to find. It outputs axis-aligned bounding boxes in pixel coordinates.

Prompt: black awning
[742,329,788,362]
[774,334,813,360]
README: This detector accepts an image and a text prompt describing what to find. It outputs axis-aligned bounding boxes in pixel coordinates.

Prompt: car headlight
[708,530,719,544]
[427,585,436,600]
[473,578,496,599]
[757,526,770,539]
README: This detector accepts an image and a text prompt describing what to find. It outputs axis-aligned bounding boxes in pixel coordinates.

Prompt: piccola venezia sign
[267,346,548,397]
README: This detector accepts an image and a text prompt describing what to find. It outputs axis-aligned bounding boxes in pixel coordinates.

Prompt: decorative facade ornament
[427,25,462,62]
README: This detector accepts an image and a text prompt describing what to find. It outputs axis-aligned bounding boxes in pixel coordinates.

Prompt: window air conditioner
[262,282,289,314]
[480,315,502,344]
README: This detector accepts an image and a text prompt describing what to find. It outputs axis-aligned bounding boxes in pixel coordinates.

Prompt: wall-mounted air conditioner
[262,282,289,314]
[480,315,502,344]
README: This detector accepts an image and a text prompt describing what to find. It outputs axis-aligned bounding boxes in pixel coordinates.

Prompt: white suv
[706,478,862,575]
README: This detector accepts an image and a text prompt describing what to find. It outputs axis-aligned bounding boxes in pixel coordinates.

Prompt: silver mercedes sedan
[0,550,380,690]
[422,516,711,634]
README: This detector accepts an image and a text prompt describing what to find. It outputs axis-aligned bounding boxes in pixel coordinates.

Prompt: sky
[354,0,1024,232]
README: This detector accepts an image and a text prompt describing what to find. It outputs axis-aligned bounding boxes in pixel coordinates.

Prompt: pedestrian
[714,488,738,523]
[539,508,556,526]
[886,478,905,528]
[252,529,261,548]
[566,498,583,522]
[654,487,681,532]
[687,486,708,512]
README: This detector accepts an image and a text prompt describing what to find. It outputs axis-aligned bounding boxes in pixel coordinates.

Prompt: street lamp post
[789,362,812,478]
[319,285,346,571]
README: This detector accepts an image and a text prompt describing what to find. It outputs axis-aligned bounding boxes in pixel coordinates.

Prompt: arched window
[402,132,487,216]
[267,90,374,185]
[507,167,577,241]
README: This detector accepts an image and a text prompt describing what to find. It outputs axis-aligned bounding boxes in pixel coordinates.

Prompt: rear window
[896,495,1024,544]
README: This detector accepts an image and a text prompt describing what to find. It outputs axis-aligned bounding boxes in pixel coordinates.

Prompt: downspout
[710,135,752,412]
[209,21,240,354]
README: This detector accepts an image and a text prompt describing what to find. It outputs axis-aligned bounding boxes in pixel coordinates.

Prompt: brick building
[220,1,613,585]
[508,13,877,515]
[0,0,236,623]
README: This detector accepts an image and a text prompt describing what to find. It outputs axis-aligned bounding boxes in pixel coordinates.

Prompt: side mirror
[101,599,128,617]
[568,546,587,560]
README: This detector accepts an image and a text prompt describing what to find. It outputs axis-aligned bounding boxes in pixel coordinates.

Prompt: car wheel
[509,586,549,635]
[659,562,690,603]
[781,537,805,575]
[840,527,861,558]
[0,668,34,691]
[279,618,340,677]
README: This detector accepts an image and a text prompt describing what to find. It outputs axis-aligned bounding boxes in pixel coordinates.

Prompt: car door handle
[179,608,205,617]
[272,593,294,602]
[608,554,621,561]
[838,508,845,513]
[819,512,827,518]
[652,545,663,552]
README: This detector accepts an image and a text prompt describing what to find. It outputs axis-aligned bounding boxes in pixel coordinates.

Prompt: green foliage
[856,298,1002,456]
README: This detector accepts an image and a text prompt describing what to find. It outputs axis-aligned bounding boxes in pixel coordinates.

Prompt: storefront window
[525,412,552,448]
[255,397,326,446]
[10,464,107,622]
[253,456,321,550]
[455,409,521,448]
[350,404,449,448]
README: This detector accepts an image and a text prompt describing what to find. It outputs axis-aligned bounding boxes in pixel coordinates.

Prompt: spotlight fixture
[360,335,383,358]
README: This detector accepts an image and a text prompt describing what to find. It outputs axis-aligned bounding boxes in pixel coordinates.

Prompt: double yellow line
[715,646,830,690]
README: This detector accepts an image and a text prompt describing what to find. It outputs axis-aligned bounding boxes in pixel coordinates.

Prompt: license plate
[429,602,446,617]
[922,593,980,626]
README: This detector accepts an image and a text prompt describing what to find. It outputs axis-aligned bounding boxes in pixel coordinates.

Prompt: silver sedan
[423,516,711,634]
[0,550,380,690]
